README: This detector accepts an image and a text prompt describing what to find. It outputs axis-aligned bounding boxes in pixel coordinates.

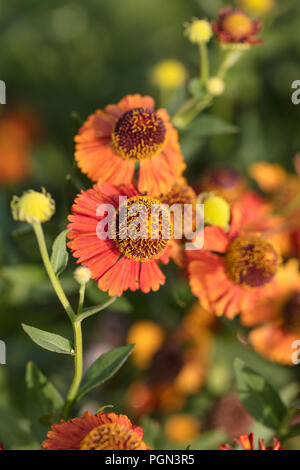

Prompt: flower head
[67,183,173,296]
[184,18,213,44]
[220,432,281,450]
[42,411,150,450]
[206,77,226,96]
[212,7,263,47]
[187,199,281,318]
[151,60,187,90]
[250,161,287,193]
[11,188,55,224]
[75,94,185,196]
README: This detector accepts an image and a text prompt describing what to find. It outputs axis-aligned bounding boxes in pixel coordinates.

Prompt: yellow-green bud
[206,77,225,96]
[184,18,213,44]
[151,60,187,90]
[74,266,91,285]
[11,188,55,224]
[204,195,231,230]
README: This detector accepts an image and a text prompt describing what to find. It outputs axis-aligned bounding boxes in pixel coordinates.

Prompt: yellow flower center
[80,423,147,450]
[222,12,253,39]
[114,195,172,261]
[282,293,300,334]
[112,107,167,161]
[226,235,279,287]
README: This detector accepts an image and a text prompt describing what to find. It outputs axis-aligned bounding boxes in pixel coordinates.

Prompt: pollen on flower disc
[225,235,280,287]
[114,195,173,261]
[112,107,167,161]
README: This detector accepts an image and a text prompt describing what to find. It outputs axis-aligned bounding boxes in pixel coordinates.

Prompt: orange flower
[67,183,173,296]
[187,203,281,318]
[42,412,150,450]
[212,7,263,46]
[74,94,185,196]
[241,260,300,365]
[220,432,281,450]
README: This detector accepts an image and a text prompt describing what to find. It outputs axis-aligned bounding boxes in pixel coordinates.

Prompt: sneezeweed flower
[241,260,300,365]
[42,412,150,450]
[206,77,226,96]
[75,94,185,196]
[187,202,281,318]
[67,183,173,297]
[11,188,55,224]
[237,0,274,15]
[212,7,263,48]
[73,266,91,285]
[184,18,213,44]
[127,321,165,369]
[164,414,200,444]
[198,167,246,203]
[151,60,187,90]
[219,432,281,450]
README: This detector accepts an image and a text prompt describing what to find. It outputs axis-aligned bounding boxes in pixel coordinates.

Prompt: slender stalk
[32,222,75,321]
[63,319,83,419]
[199,41,209,85]
[77,284,86,316]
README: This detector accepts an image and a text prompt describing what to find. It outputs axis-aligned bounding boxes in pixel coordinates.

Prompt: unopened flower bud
[204,194,231,230]
[184,19,213,44]
[207,77,226,96]
[74,266,91,285]
[11,188,55,224]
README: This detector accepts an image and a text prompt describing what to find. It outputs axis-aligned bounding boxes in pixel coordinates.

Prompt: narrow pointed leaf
[76,345,134,401]
[22,324,74,355]
[50,229,69,276]
[234,358,287,430]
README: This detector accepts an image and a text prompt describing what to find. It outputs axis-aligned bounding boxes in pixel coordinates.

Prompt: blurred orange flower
[74,94,185,196]
[42,412,150,450]
[241,259,300,365]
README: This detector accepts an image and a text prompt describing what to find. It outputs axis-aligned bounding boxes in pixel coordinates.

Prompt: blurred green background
[0,0,300,449]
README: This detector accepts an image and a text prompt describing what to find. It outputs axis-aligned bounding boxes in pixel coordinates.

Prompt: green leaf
[22,323,74,355]
[76,345,134,402]
[234,358,287,430]
[184,114,238,137]
[50,229,69,276]
[25,362,64,442]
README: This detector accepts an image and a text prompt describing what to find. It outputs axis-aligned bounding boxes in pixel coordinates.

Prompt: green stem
[199,41,209,85]
[63,319,83,419]
[32,222,75,321]
[77,284,86,316]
